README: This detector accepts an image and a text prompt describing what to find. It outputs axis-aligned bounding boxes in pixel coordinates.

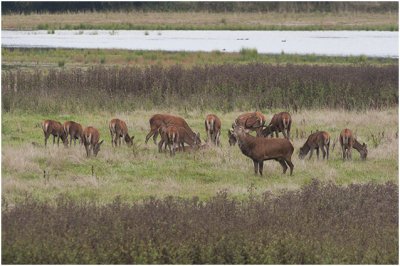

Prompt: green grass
[2,48,397,71]
[2,108,398,204]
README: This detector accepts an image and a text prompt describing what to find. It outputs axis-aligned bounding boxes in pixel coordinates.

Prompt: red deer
[42,120,68,147]
[205,114,221,146]
[158,121,180,156]
[145,113,201,148]
[63,121,83,147]
[299,131,330,160]
[262,112,292,140]
[109,118,134,148]
[158,123,200,155]
[340,129,368,161]
[234,112,266,137]
[83,126,104,157]
[231,121,294,176]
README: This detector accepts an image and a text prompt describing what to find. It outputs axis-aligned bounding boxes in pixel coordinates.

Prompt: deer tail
[42,121,48,133]
[325,136,330,146]
[283,117,289,129]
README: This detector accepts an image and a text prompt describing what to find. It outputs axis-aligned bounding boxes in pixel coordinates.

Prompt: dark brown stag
[340,128,368,161]
[42,119,68,147]
[299,131,330,160]
[262,112,292,139]
[205,114,221,146]
[231,121,294,176]
[63,121,83,147]
[109,118,134,147]
[83,126,104,157]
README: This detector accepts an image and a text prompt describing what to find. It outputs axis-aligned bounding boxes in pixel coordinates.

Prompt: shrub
[2,180,398,264]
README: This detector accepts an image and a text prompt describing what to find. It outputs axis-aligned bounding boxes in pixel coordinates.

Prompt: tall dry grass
[2,10,398,30]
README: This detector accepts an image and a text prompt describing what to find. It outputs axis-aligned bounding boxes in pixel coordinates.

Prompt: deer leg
[342,147,346,161]
[53,135,56,145]
[84,143,90,157]
[157,139,164,153]
[153,131,159,145]
[309,148,314,160]
[349,148,352,160]
[206,130,210,144]
[285,159,294,176]
[216,131,220,146]
[144,129,154,145]
[321,145,326,160]
[326,144,329,160]
[275,130,279,138]
[57,135,60,147]
[44,132,50,147]
[110,131,114,147]
[316,147,320,159]
[258,161,264,176]
[278,159,288,174]
[253,160,259,175]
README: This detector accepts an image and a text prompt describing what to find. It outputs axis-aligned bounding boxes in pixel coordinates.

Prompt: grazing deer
[83,126,104,158]
[42,120,68,147]
[145,114,201,147]
[158,121,180,156]
[158,123,201,154]
[231,120,294,176]
[262,112,292,140]
[340,129,368,161]
[63,121,83,147]
[109,118,134,148]
[205,114,221,146]
[234,112,266,137]
[299,131,330,160]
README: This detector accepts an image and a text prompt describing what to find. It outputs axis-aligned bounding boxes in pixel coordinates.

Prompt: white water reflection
[2,30,398,57]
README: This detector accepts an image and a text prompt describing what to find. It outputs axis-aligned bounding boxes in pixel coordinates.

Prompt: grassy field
[2,108,398,204]
[2,48,397,70]
[2,11,398,31]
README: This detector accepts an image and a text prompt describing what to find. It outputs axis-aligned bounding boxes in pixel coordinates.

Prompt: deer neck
[352,139,364,152]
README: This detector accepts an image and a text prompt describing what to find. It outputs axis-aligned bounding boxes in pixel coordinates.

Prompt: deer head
[93,140,104,157]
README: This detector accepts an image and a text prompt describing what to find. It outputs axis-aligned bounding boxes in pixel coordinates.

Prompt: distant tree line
[2,1,398,14]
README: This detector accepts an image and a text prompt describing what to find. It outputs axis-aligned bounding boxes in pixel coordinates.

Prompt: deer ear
[99,140,104,145]
[231,123,235,129]
[364,143,367,148]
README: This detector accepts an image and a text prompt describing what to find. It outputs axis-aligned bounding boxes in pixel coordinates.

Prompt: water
[2,30,398,58]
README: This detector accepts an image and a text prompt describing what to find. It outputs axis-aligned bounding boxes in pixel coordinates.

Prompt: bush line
[2,63,398,113]
[2,180,398,264]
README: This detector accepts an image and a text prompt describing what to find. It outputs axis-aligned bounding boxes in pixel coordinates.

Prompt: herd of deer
[42,111,368,176]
